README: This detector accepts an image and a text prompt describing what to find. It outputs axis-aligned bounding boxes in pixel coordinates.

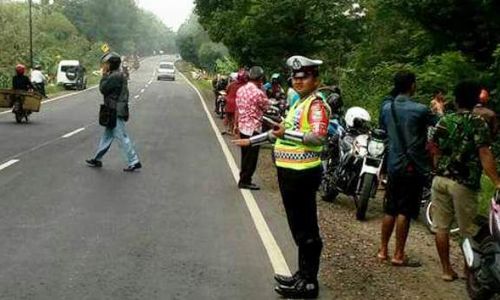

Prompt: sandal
[391,258,422,268]
[377,252,388,263]
[441,272,459,282]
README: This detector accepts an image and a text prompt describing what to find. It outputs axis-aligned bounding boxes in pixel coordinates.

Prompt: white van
[56,60,87,90]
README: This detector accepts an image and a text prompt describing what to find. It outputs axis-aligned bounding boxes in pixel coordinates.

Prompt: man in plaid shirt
[235,66,269,190]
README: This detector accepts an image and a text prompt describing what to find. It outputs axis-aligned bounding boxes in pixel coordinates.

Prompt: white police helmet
[344,107,371,128]
[286,55,323,78]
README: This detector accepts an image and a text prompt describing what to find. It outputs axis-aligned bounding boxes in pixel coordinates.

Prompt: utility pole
[28,0,34,68]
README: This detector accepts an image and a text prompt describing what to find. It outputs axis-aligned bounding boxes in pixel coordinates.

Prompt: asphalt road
[0,56,313,299]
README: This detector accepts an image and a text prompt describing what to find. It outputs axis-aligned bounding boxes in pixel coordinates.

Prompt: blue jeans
[93,118,139,166]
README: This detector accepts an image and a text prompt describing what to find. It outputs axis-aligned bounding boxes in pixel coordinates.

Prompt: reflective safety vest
[274,94,324,170]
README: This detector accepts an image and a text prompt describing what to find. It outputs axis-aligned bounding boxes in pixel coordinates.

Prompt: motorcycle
[263,95,288,131]
[462,190,500,300]
[132,59,140,71]
[122,64,130,80]
[215,90,226,119]
[321,107,387,220]
[12,96,31,123]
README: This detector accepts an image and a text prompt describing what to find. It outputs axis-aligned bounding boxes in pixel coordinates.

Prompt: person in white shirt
[31,65,47,98]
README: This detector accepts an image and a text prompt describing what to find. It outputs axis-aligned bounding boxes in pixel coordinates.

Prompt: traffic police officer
[233,55,329,298]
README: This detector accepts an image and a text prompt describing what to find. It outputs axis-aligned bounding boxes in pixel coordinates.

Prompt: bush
[215,56,239,75]
[198,42,227,72]
[339,61,415,122]
[415,52,482,103]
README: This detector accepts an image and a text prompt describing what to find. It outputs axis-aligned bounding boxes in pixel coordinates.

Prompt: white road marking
[62,127,85,138]
[178,70,291,276]
[134,95,140,99]
[140,89,145,93]
[0,159,19,171]
[148,80,152,85]
[0,86,98,116]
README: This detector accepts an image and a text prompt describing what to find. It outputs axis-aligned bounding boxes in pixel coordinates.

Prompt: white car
[56,60,87,90]
[157,62,175,81]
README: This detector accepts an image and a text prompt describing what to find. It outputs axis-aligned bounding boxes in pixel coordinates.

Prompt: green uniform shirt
[432,111,491,190]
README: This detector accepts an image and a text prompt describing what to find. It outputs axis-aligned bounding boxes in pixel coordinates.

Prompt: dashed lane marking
[62,127,85,138]
[140,89,145,93]
[134,95,140,99]
[178,69,291,276]
[0,159,19,171]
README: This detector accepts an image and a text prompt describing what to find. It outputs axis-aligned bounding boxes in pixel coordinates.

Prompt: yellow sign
[101,43,110,53]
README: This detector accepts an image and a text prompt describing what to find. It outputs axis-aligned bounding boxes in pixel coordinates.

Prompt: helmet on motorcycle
[344,107,371,129]
[230,72,238,81]
[271,73,280,83]
[15,64,26,75]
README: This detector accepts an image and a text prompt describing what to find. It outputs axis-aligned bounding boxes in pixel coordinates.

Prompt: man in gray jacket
[86,52,141,172]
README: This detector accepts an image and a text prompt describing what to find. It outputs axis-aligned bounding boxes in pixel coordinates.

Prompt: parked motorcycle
[215,90,226,119]
[321,107,387,220]
[132,58,140,71]
[262,96,287,131]
[122,64,130,80]
[462,190,500,300]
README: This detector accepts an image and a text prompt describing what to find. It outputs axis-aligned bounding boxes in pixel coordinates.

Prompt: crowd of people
[211,55,500,298]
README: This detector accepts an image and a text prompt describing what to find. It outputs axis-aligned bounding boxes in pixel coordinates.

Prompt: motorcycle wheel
[467,270,493,300]
[320,179,338,202]
[219,105,225,119]
[215,100,221,116]
[15,112,23,123]
[355,173,376,221]
[425,200,460,234]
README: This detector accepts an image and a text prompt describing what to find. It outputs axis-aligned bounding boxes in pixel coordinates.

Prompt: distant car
[157,62,175,81]
[56,60,87,90]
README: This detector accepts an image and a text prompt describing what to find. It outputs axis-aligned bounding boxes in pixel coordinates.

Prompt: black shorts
[384,174,425,219]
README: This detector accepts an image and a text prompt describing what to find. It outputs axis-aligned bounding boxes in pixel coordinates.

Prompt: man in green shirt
[431,80,500,281]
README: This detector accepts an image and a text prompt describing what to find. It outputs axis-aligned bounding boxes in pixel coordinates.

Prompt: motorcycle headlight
[368,140,385,157]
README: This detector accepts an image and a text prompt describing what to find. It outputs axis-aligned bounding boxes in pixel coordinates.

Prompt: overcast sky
[136,0,194,31]
[11,0,194,32]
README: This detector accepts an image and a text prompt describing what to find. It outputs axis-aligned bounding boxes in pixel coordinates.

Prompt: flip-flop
[377,253,388,263]
[391,258,422,268]
[441,273,459,282]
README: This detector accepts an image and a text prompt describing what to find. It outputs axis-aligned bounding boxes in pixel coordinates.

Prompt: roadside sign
[101,43,110,53]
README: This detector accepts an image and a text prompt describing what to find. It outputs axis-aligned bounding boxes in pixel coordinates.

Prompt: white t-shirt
[31,70,46,83]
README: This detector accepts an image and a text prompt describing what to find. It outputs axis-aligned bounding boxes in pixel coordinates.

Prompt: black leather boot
[274,271,301,286]
[274,278,319,299]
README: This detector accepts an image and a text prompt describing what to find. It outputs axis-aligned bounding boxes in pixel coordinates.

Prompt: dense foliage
[0,0,176,88]
[189,0,500,119]
[175,14,228,73]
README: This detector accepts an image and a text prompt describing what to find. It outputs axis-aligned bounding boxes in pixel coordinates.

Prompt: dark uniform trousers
[239,132,261,185]
[277,166,323,281]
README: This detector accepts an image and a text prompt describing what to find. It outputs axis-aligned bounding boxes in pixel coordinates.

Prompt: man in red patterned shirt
[235,66,269,190]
